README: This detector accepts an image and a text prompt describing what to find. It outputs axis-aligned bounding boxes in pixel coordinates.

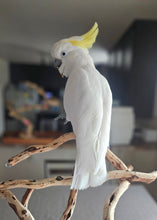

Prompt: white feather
[51,43,112,190]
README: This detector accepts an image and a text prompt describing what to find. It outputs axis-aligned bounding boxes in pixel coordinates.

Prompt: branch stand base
[0,133,156,220]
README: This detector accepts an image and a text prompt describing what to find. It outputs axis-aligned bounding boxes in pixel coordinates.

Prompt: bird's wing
[64,67,112,173]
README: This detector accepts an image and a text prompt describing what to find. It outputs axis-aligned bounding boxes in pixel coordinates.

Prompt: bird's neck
[60,48,95,78]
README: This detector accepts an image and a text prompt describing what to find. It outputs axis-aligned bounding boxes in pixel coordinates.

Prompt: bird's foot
[64,119,69,125]
[54,114,65,121]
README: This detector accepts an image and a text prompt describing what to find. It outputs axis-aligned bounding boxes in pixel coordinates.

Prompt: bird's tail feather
[71,107,111,190]
[71,160,107,190]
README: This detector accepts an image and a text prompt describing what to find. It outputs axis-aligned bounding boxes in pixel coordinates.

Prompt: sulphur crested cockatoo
[51,23,112,190]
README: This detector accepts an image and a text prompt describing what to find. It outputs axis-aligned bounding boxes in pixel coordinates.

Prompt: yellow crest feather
[67,22,99,49]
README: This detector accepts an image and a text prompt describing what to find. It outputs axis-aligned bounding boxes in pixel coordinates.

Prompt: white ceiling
[0,0,157,63]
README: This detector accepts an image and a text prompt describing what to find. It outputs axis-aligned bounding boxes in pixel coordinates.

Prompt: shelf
[2,131,62,145]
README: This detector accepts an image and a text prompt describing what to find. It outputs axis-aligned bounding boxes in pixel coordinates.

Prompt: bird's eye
[61,51,66,57]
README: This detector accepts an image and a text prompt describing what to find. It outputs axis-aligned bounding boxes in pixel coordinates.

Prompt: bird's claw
[64,120,68,125]
[54,114,65,121]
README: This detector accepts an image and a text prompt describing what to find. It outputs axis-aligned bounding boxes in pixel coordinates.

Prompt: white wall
[89,44,109,65]
[0,59,9,136]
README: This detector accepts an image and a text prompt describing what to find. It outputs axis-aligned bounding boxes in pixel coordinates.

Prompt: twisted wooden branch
[16,104,49,113]
[0,190,34,220]
[0,176,72,190]
[107,170,157,184]
[60,189,78,220]
[7,102,34,139]
[0,170,157,191]
[103,165,133,220]
[106,148,128,170]
[2,132,157,220]
[24,81,60,106]
[22,189,34,208]
[6,132,127,171]
[24,81,46,98]
[103,181,131,220]
[6,81,60,139]
[6,132,75,167]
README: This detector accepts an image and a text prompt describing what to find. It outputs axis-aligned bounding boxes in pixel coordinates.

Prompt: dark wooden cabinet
[109,20,157,118]
[10,63,66,90]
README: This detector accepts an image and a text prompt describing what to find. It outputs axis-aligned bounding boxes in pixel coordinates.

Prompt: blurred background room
[0,1,156,218]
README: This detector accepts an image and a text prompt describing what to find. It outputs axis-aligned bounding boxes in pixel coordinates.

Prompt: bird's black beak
[54,59,64,78]
[54,59,62,68]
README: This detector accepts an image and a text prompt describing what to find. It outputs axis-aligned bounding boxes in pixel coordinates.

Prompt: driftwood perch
[0,189,34,220]
[6,81,60,139]
[22,189,34,208]
[60,189,78,220]
[1,132,157,220]
[103,181,131,220]
[7,102,34,139]
[0,171,156,191]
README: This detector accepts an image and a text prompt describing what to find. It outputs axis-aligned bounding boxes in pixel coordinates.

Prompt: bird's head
[51,22,99,78]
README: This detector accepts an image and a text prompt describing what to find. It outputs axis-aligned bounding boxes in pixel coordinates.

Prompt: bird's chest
[64,75,81,108]
[63,72,89,118]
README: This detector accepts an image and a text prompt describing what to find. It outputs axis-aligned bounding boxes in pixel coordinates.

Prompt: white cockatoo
[51,23,112,190]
